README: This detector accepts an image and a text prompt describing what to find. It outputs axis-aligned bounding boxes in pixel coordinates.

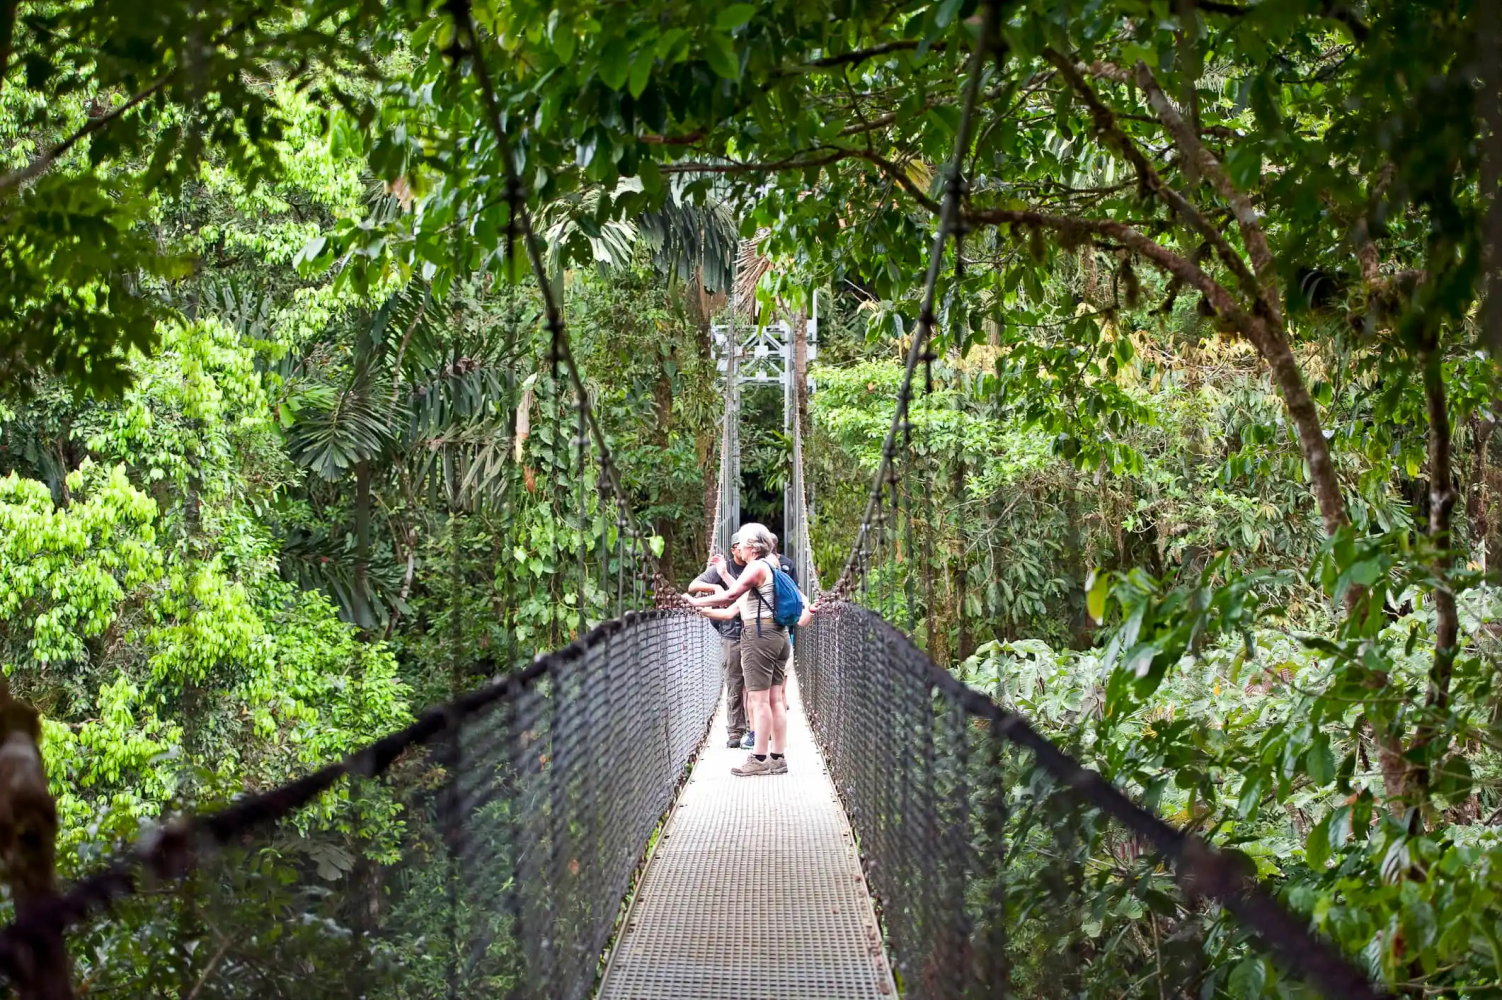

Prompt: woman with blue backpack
[686,522,810,777]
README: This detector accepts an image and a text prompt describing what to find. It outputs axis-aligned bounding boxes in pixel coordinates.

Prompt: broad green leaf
[551,15,576,63]
[656,27,687,60]
[1228,957,1266,999]
[599,40,630,90]
[715,3,756,30]
[628,52,654,98]
[1305,812,1332,869]
[1226,143,1262,191]
[1086,569,1109,623]
[1304,733,1336,785]
[705,33,740,80]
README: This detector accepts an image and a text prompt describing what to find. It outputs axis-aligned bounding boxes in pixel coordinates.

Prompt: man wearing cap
[688,534,751,748]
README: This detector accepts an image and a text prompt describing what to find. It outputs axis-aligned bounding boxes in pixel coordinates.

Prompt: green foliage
[0,0,388,392]
[1,0,1500,993]
[959,581,1502,994]
[812,299,1499,991]
[0,320,412,867]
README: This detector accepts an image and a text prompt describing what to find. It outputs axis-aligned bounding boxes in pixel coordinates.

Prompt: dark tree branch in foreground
[1046,51,1264,307]
[802,39,944,69]
[0,0,17,98]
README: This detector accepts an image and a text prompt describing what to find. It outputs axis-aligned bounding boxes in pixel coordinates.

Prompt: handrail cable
[824,0,995,604]
[0,9,725,995]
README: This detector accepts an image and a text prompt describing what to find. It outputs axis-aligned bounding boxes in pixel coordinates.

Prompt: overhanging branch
[1133,60,1282,326]
[658,151,847,175]
[0,75,170,194]
[1044,50,1265,308]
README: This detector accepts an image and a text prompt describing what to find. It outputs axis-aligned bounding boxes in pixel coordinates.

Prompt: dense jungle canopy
[3,0,1502,994]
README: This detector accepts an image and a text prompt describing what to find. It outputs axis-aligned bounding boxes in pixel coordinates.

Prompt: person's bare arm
[694,601,742,621]
[794,584,814,626]
[688,561,767,607]
[687,580,723,596]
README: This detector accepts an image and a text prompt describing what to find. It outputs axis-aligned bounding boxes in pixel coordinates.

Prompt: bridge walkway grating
[598,668,896,999]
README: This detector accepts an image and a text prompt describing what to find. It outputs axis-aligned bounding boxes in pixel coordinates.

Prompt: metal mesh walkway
[599,667,896,999]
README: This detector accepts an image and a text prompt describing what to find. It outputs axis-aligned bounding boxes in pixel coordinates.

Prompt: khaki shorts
[740,625,789,692]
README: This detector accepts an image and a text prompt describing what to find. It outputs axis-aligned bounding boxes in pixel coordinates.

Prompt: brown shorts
[740,625,789,692]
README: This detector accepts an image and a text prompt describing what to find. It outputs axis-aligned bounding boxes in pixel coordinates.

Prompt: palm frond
[279,525,409,627]
[536,186,642,277]
[285,367,404,481]
[638,183,739,293]
[405,361,512,442]
[734,230,775,316]
[197,280,275,344]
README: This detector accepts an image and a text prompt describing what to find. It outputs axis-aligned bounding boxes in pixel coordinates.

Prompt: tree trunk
[0,688,70,999]
[953,454,972,663]
[1469,414,1495,571]
[1481,0,1502,354]
[1411,348,1460,802]
[653,355,676,576]
[1253,322,1349,538]
[678,264,728,335]
[793,308,811,440]
[704,464,720,556]
[353,458,374,631]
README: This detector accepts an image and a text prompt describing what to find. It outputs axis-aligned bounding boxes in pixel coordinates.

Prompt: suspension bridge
[0,13,1390,1000]
[0,313,1391,1000]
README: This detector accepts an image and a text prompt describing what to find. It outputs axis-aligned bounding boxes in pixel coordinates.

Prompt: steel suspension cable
[789,3,1388,997]
[449,0,686,609]
[825,0,999,603]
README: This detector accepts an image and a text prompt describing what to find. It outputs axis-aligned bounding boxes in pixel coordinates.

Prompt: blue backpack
[752,558,804,630]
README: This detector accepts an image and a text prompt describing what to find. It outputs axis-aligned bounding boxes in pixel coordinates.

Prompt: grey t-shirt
[694,559,744,638]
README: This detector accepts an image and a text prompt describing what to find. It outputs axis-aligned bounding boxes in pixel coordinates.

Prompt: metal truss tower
[709,296,818,579]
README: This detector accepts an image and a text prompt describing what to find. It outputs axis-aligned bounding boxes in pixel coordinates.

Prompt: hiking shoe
[732,755,776,777]
[769,756,788,775]
[726,732,745,749]
[740,730,755,750]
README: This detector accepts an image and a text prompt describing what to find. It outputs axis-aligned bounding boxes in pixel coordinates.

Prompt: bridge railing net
[1,611,720,1000]
[797,603,1380,1000]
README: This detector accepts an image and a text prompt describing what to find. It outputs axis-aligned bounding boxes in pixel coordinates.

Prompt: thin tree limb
[1133,59,1282,326]
[804,39,941,69]
[1467,413,1495,572]
[966,204,1350,536]
[1192,0,1369,40]
[0,75,171,194]
[656,145,942,214]
[640,131,706,145]
[851,149,941,213]
[1045,50,1265,307]
[837,81,1023,137]
[446,0,676,598]
[658,151,847,175]
[1410,342,1460,804]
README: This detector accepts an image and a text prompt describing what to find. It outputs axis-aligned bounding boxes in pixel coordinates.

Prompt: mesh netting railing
[0,611,719,999]
[797,602,1385,1000]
